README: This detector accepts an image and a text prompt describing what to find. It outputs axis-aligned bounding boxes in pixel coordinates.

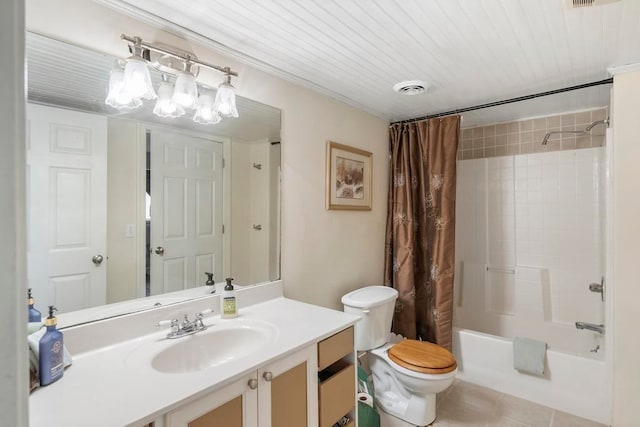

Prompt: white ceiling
[101,0,640,125]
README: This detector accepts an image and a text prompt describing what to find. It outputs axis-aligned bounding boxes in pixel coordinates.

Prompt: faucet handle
[157,318,180,334]
[157,318,178,327]
[181,314,193,328]
[195,308,213,330]
[196,308,213,318]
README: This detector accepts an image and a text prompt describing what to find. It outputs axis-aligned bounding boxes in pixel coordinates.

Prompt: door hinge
[222,224,225,234]
[222,157,226,168]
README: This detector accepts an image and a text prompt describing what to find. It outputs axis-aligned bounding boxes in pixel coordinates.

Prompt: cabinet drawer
[318,362,355,427]
[317,326,354,370]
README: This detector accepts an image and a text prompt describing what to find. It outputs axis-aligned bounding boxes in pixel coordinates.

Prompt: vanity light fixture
[122,37,157,100]
[105,34,240,124]
[213,70,239,118]
[193,93,221,125]
[153,75,185,118]
[172,61,199,109]
[105,62,143,109]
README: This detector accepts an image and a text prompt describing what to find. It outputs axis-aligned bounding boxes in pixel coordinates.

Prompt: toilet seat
[388,339,457,375]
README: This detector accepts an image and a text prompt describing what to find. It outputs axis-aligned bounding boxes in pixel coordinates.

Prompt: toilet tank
[341,286,398,351]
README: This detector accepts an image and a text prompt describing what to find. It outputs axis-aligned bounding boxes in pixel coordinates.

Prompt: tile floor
[432,381,607,427]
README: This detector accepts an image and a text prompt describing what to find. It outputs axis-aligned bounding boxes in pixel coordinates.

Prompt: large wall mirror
[26,32,281,324]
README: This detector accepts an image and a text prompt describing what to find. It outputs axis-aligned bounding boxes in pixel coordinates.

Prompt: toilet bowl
[342,286,457,427]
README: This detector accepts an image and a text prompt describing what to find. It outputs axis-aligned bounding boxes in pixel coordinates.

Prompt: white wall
[230,141,252,284]
[610,69,640,426]
[230,139,277,285]
[269,143,282,280]
[107,118,141,303]
[0,0,28,425]
[249,141,271,282]
[25,0,389,310]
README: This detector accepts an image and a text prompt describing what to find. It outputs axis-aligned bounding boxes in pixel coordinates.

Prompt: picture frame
[326,141,372,210]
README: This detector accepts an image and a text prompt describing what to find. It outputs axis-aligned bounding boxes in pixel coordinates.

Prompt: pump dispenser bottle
[205,272,215,293]
[220,277,238,318]
[28,288,42,323]
[39,306,64,386]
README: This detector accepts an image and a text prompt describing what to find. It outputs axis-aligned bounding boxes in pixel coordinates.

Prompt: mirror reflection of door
[25,32,282,320]
[27,104,107,312]
[148,127,224,296]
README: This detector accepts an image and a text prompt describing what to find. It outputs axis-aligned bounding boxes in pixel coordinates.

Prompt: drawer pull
[263,371,273,382]
[248,378,258,389]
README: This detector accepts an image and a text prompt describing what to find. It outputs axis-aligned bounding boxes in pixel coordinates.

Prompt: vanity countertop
[29,286,359,426]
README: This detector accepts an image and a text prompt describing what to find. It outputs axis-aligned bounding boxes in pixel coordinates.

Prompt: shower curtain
[384,116,460,350]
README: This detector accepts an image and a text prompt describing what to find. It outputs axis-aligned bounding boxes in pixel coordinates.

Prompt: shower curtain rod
[391,78,613,126]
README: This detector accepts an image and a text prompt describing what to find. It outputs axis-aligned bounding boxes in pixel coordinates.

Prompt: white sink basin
[127,319,277,374]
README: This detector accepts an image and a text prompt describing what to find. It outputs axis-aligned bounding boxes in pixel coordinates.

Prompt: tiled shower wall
[454,147,606,355]
[458,108,608,160]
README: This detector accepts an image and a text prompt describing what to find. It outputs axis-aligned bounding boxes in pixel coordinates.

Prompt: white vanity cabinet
[164,371,258,427]
[29,288,360,427]
[165,345,317,427]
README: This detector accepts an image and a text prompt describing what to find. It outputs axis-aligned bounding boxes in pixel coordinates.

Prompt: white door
[27,104,107,312]
[150,128,224,295]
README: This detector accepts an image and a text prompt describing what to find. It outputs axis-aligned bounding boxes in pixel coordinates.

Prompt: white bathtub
[451,327,611,425]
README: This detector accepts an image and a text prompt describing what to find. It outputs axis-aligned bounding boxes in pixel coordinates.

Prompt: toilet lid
[388,340,457,374]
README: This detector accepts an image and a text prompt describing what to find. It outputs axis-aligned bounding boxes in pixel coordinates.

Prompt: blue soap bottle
[28,288,41,322]
[39,306,64,386]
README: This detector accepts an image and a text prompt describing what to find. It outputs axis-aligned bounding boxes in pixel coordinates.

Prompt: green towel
[513,336,546,375]
[358,399,380,427]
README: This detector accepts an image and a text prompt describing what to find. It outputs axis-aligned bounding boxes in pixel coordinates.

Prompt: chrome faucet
[575,321,605,335]
[158,308,212,339]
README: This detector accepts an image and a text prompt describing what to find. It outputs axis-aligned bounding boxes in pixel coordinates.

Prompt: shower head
[540,117,609,145]
[585,118,610,132]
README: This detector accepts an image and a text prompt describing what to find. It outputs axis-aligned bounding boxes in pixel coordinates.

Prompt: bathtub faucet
[575,322,605,335]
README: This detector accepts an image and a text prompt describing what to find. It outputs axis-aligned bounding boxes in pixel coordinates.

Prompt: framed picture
[326,141,372,210]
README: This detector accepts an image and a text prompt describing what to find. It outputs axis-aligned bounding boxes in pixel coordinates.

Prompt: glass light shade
[153,81,185,118]
[172,72,198,109]
[213,82,239,118]
[193,94,221,125]
[105,68,142,110]
[123,57,157,100]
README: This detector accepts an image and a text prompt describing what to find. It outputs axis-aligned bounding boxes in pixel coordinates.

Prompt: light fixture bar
[121,34,238,77]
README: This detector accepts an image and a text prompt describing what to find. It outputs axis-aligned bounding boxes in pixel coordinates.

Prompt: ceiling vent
[566,0,621,8]
[393,80,428,96]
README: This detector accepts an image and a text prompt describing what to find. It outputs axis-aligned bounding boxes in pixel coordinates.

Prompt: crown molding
[608,63,640,76]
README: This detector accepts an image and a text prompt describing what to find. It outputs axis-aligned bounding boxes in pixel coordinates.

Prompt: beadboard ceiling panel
[98,0,638,124]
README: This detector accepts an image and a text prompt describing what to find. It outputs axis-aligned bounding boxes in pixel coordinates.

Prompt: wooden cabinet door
[165,373,258,427]
[258,345,318,427]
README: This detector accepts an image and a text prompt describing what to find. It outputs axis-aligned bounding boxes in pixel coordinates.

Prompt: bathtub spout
[575,322,604,334]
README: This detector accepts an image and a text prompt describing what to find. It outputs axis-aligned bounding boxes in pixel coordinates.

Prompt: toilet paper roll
[357,392,374,408]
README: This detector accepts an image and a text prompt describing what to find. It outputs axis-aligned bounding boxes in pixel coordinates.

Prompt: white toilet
[342,286,457,427]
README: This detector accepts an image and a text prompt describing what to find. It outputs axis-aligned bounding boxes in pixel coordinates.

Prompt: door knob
[92,254,104,266]
[155,246,165,255]
[263,371,273,382]
[248,378,258,390]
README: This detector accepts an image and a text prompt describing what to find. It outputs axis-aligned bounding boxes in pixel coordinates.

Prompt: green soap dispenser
[220,277,238,318]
